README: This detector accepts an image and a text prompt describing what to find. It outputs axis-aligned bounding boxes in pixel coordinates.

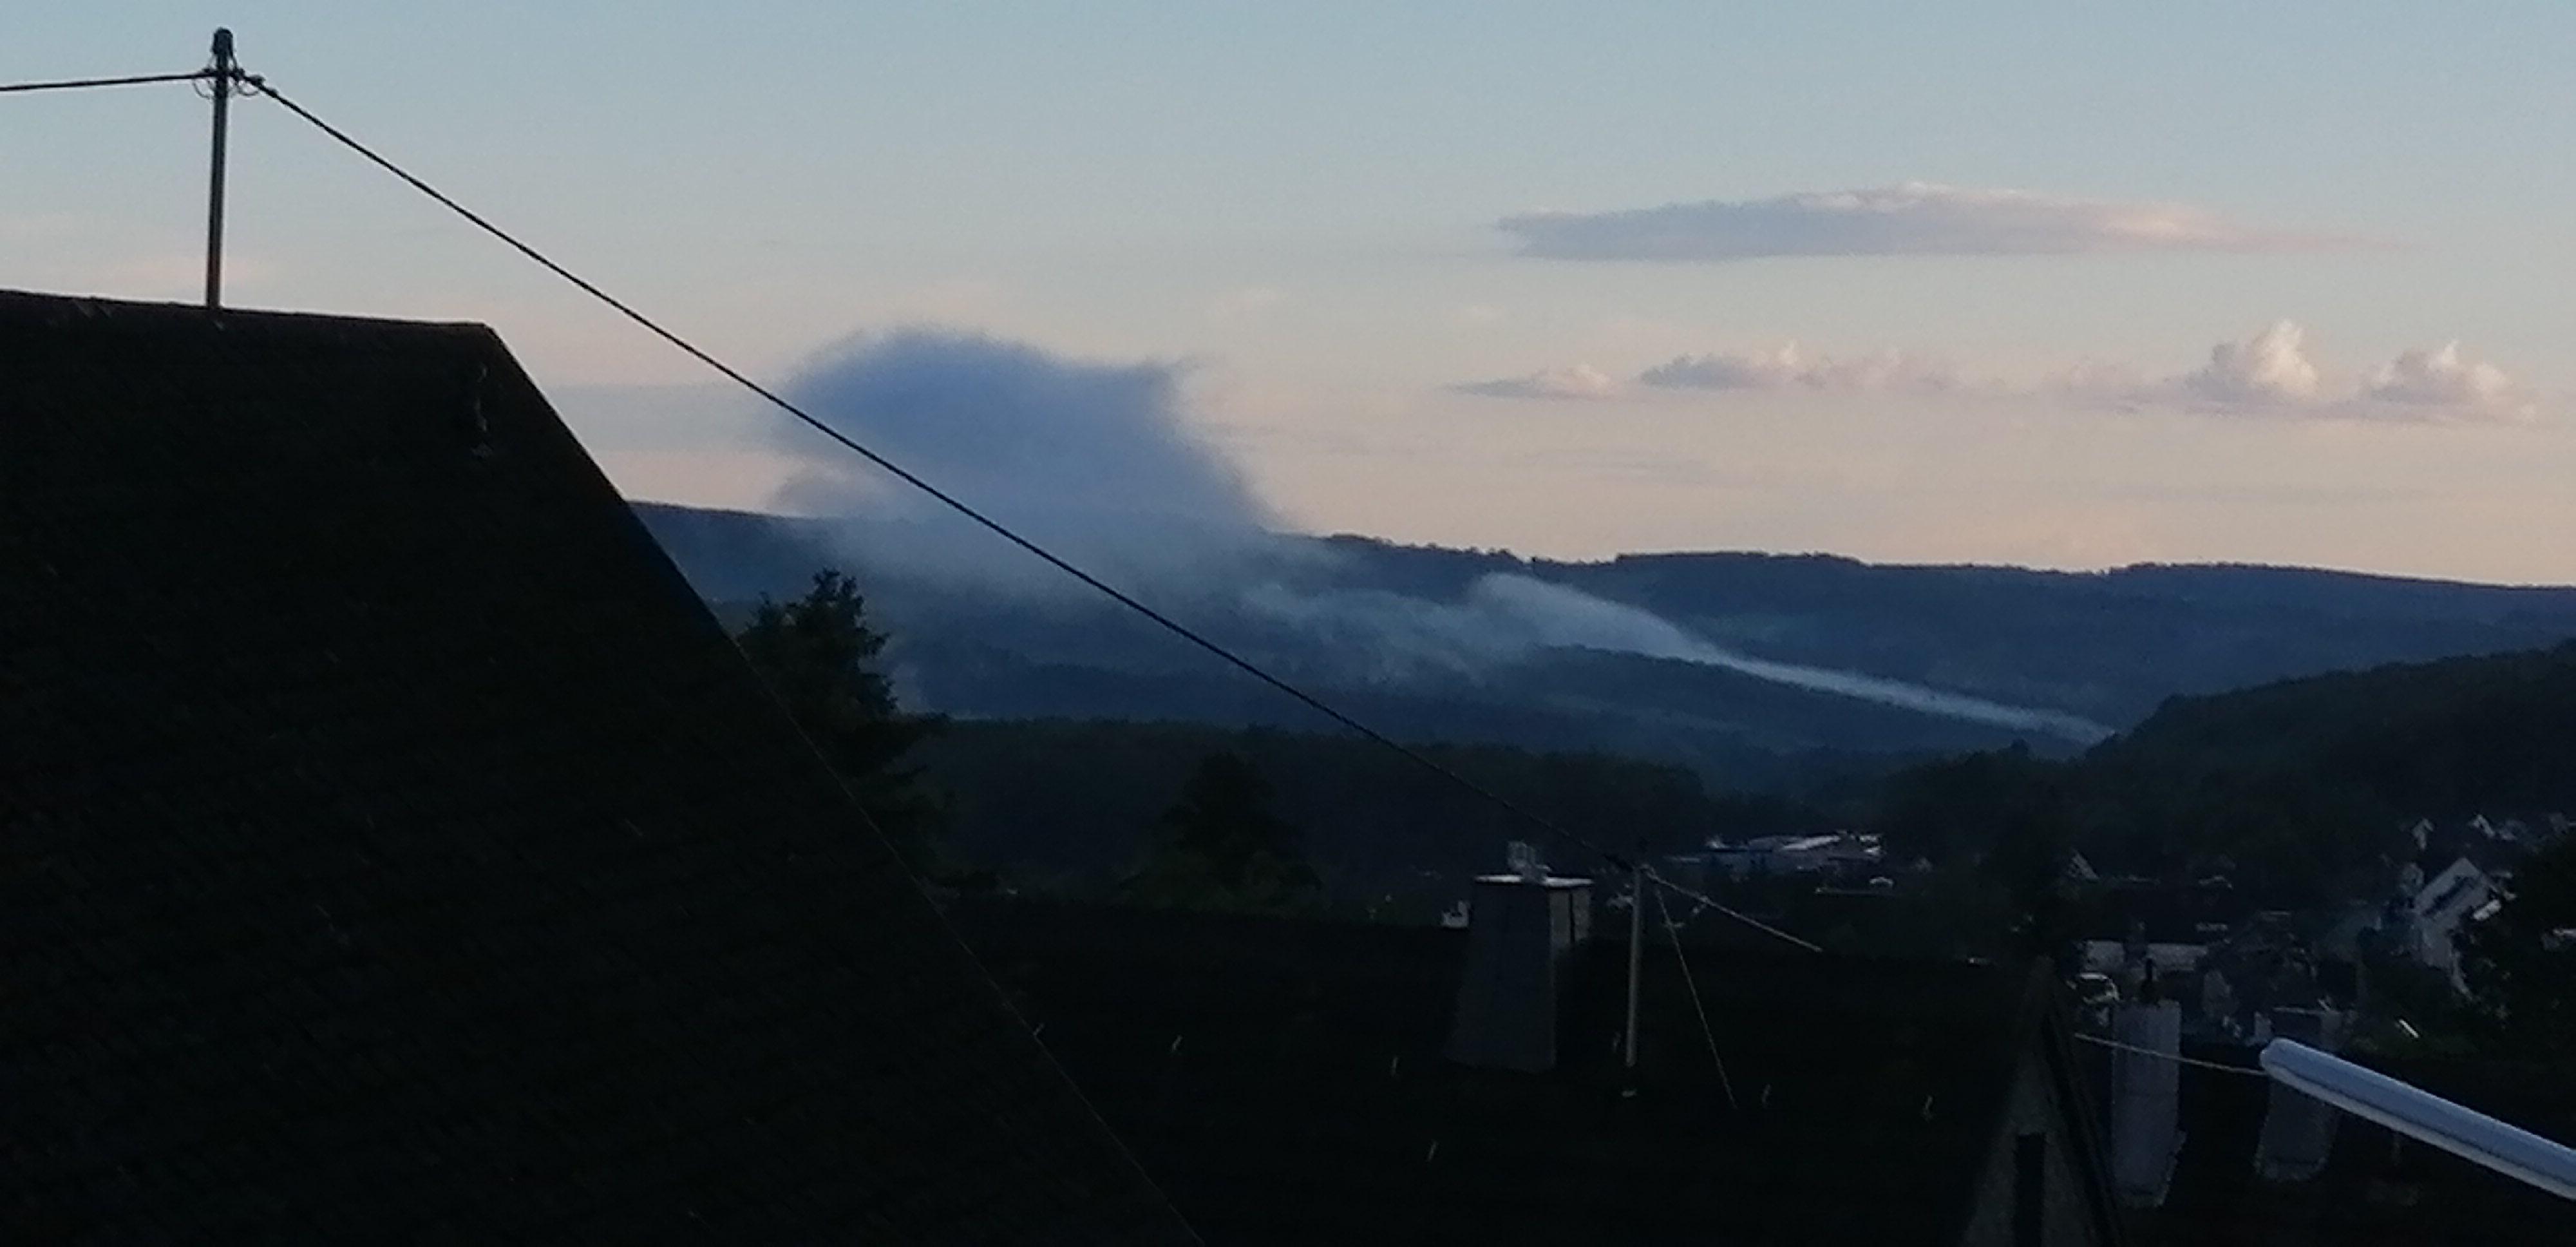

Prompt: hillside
[634,502,2576,789]
[1388,542,2576,724]
[1879,642,2576,902]
[2101,640,2576,803]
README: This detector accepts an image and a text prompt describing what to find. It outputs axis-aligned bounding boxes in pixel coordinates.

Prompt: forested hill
[633,502,2576,785]
[1519,550,2576,724]
[2096,640,2576,820]
[1880,642,2576,904]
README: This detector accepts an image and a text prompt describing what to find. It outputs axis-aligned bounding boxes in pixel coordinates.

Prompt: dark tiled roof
[0,291,1190,1242]
[948,897,2120,1246]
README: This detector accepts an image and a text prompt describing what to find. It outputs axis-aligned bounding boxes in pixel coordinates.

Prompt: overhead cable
[1645,872,1823,953]
[0,70,214,95]
[241,74,1824,951]
[2074,1030,2268,1076]
[1652,883,1740,1108]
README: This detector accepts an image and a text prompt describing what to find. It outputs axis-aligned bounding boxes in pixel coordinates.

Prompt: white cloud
[1451,364,1622,401]
[2179,320,2323,405]
[1477,323,2535,423]
[2363,341,2526,417]
[2143,324,2530,422]
[1640,342,1973,395]
[1497,182,2353,262]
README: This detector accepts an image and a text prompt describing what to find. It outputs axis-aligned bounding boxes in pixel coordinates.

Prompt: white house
[2409,857,2498,990]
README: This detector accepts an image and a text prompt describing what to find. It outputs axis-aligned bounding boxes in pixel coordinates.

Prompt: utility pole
[1622,864,1645,1083]
[205,28,235,309]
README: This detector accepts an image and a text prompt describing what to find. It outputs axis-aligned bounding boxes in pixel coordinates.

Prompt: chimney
[2255,1007,2345,1182]
[2107,996,2185,1207]
[1446,842,1593,1072]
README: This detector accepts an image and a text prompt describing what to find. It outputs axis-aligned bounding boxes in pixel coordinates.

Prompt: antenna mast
[205,28,235,309]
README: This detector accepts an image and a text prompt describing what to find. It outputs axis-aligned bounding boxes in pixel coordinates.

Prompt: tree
[1874,745,2080,957]
[2459,832,2576,1056]
[1984,784,2082,962]
[735,569,947,871]
[1875,745,2067,867]
[1121,752,1321,913]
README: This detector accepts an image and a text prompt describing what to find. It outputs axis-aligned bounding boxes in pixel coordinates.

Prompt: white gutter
[2260,1039,2576,1201]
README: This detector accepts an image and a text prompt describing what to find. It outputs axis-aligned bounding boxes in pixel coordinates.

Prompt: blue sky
[9,3,2575,580]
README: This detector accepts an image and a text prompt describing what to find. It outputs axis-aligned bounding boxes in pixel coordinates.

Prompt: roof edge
[0,287,500,339]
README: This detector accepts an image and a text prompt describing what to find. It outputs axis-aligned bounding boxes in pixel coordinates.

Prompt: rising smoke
[770,328,2111,744]
[1240,573,2111,742]
[772,329,1285,597]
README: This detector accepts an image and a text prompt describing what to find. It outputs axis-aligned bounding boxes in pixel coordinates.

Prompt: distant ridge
[630,501,2576,784]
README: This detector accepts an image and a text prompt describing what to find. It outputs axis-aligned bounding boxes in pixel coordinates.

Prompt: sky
[8,3,2576,583]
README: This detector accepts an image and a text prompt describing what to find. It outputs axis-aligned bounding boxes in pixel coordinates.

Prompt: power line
[236,75,1828,953]
[2074,1031,2268,1077]
[241,75,1598,861]
[1646,871,1823,953]
[0,70,214,95]
[0,49,1824,955]
[1652,883,1739,1109]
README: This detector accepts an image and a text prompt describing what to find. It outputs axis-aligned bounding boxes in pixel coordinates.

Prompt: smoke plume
[1245,573,2112,743]
[772,328,2110,743]
[772,328,1281,595]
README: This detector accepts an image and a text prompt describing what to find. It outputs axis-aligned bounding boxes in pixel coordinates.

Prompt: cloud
[2363,341,2527,417]
[1479,323,2534,423]
[1450,364,1622,401]
[2179,319,2323,405]
[2141,323,2530,422]
[1497,182,2350,262]
[1640,343,1974,395]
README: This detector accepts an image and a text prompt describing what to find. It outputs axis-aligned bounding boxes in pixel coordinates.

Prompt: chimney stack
[2255,1007,2345,1182]
[1446,843,1593,1072]
[2107,996,2185,1207]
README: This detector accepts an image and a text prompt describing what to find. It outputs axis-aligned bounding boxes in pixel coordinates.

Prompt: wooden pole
[1624,866,1645,1076]
[205,28,234,309]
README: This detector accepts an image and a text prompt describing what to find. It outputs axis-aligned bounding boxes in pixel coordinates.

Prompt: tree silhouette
[735,569,947,871]
[2460,832,2576,1056]
[1121,752,1321,913]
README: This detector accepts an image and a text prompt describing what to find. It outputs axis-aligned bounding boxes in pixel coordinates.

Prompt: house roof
[2079,884,2259,946]
[946,897,2123,1246]
[0,290,1190,1242]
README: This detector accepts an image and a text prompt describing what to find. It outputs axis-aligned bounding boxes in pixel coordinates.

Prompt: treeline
[913,718,1824,906]
[1873,641,2576,902]
[731,558,2574,938]
[728,567,1838,910]
[726,564,2571,1047]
